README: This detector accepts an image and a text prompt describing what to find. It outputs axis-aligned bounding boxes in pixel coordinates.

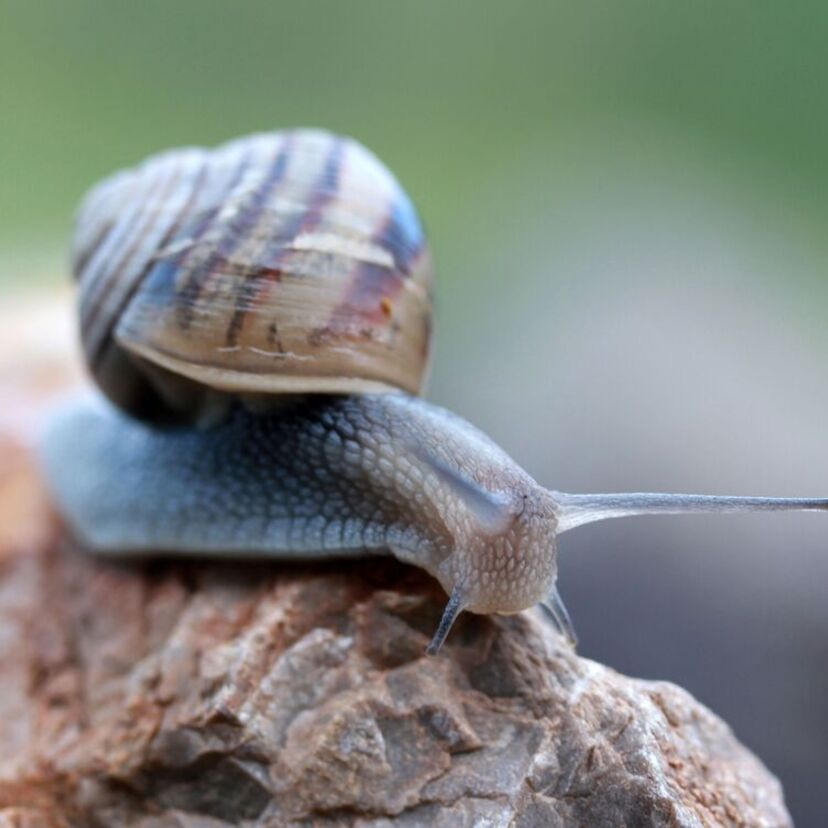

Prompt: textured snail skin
[42,392,562,621]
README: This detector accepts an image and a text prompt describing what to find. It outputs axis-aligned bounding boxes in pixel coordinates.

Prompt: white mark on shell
[291,232,396,269]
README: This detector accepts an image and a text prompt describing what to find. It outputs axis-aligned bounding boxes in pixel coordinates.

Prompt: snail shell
[73,129,434,424]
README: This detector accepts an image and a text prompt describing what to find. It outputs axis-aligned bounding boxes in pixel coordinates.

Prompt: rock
[0,296,792,827]
[0,462,793,827]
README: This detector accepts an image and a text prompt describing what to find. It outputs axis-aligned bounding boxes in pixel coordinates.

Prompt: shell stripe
[77,160,168,307]
[223,135,345,347]
[151,141,262,331]
[74,213,115,278]
[83,157,198,365]
[328,194,422,333]
[255,133,346,276]
[219,134,304,346]
[382,192,426,274]
[172,135,292,333]
[88,158,212,370]
[73,168,137,276]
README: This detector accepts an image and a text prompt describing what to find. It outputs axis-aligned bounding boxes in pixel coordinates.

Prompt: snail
[40,128,828,656]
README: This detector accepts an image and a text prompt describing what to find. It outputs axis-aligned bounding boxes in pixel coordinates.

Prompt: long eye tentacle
[552,492,828,533]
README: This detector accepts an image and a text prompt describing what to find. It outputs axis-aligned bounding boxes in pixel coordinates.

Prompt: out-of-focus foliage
[2,1,828,270]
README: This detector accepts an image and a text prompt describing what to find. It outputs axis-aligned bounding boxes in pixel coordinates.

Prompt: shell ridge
[220,132,304,347]
[173,135,289,330]
[164,140,264,330]
[76,162,166,305]
[83,155,199,365]
[325,187,422,338]
[223,133,346,348]
[100,157,215,370]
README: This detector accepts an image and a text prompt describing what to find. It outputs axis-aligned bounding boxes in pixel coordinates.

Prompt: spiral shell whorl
[73,129,434,423]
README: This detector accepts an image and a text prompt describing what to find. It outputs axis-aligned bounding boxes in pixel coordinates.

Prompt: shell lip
[123,339,417,397]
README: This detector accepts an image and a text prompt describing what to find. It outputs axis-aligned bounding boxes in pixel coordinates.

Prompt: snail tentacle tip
[539,584,578,648]
[425,587,466,656]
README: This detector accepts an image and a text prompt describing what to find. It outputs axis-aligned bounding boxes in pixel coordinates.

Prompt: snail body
[42,129,828,655]
[43,394,557,620]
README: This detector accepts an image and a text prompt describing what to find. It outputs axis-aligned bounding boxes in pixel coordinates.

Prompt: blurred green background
[4,1,828,287]
[3,2,828,824]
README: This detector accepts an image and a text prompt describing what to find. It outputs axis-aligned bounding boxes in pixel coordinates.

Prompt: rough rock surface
[0,297,792,827]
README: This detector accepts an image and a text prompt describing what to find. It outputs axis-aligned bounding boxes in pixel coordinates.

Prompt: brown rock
[0,467,792,827]
[0,296,792,827]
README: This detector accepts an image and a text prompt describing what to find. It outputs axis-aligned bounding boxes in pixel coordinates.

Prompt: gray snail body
[42,128,828,655]
[43,393,560,627]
